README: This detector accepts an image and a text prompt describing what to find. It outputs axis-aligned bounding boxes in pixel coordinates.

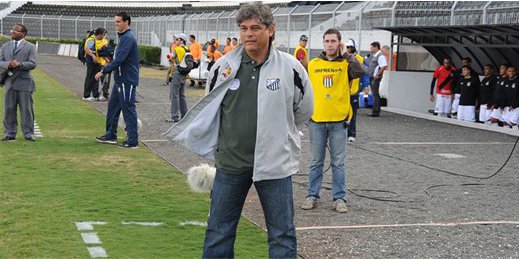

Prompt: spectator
[188,34,202,67]
[165,33,189,123]
[94,11,140,149]
[503,66,519,129]
[206,44,222,71]
[381,45,397,70]
[301,28,365,213]
[456,65,480,122]
[0,23,38,142]
[490,63,510,126]
[345,38,365,142]
[232,37,239,48]
[430,57,457,117]
[368,41,387,117]
[452,57,477,119]
[293,34,309,69]
[165,3,313,258]
[169,33,178,53]
[90,28,109,101]
[223,37,233,55]
[82,28,102,101]
[479,64,497,124]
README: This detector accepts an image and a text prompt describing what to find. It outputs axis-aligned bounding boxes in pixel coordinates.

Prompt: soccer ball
[118,114,142,132]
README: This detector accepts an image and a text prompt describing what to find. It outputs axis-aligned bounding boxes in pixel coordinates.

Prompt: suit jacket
[0,39,37,91]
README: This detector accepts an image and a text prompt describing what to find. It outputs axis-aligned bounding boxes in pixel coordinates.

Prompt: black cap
[300,34,308,41]
[94,27,106,35]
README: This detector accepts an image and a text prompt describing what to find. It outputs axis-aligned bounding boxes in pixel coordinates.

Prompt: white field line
[87,247,108,258]
[296,220,519,231]
[141,139,169,142]
[372,142,514,145]
[433,153,466,158]
[75,221,107,231]
[81,233,102,244]
[121,221,163,226]
[34,120,43,138]
[179,221,208,227]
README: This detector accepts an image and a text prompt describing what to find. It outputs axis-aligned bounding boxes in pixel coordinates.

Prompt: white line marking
[179,221,208,227]
[141,139,169,142]
[87,247,108,258]
[81,233,102,244]
[373,142,514,145]
[434,153,466,159]
[75,221,107,231]
[33,121,43,138]
[121,221,163,226]
[296,221,519,231]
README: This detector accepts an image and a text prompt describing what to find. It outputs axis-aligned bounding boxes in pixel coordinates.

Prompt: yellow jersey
[95,38,109,66]
[308,57,353,122]
[349,54,364,95]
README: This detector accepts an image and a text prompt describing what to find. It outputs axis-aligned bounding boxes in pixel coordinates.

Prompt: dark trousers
[83,61,101,98]
[370,78,381,115]
[348,95,359,138]
[103,82,139,146]
[101,72,111,99]
[3,88,34,138]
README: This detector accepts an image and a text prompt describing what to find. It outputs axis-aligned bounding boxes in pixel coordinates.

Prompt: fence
[1,1,519,53]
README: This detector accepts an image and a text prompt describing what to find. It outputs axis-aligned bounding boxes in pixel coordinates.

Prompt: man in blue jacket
[94,11,140,148]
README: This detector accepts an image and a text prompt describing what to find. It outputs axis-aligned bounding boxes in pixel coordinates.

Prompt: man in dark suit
[0,24,38,141]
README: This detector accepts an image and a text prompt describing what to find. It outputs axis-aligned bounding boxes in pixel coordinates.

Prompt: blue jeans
[203,169,297,259]
[307,121,348,201]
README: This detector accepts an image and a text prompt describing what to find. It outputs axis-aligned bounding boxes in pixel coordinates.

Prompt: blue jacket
[102,29,139,86]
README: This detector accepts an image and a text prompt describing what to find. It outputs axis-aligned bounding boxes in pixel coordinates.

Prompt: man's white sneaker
[347,136,355,142]
[301,197,317,210]
[83,97,96,101]
[333,199,348,213]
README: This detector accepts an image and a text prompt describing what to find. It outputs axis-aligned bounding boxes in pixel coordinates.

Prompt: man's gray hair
[236,3,276,28]
[382,45,390,51]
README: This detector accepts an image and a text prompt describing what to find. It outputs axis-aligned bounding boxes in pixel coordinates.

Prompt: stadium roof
[380,25,519,73]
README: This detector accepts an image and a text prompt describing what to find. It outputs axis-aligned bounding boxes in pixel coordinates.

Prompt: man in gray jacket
[165,3,313,258]
[0,24,37,141]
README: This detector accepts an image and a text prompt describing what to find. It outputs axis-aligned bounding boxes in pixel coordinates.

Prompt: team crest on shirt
[323,75,333,88]
[266,78,280,91]
[467,82,471,87]
[513,83,516,89]
[221,65,232,81]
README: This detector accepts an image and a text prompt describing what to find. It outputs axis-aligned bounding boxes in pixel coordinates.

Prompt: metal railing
[1,1,518,52]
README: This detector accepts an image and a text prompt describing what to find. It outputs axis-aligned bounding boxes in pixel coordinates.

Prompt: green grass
[0,69,268,258]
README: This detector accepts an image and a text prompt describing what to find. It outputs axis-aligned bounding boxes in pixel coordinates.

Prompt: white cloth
[451,93,461,113]
[504,107,519,125]
[479,104,492,123]
[434,94,452,116]
[373,50,387,76]
[457,105,476,122]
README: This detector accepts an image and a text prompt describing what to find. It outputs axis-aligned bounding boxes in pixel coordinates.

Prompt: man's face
[226,39,231,45]
[95,33,104,40]
[443,59,452,69]
[484,66,493,76]
[462,67,470,77]
[190,37,194,43]
[462,59,470,67]
[10,25,25,41]
[323,33,340,57]
[500,65,508,76]
[300,39,307,47]
[239,18,274,54]
[114,16,128,33]
[210,39,215,45]
[346,46,354,54]
[370,45,377,53]
[507,67,516,79]
[232,38,238,45]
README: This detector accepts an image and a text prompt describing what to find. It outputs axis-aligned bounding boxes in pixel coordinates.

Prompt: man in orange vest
[223,37,233,55]
[293,34,309,69]
[189,34,202,67]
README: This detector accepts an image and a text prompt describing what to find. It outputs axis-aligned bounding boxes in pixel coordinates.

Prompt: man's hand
[95,71,104,81]
[8,60,18,69]
[429,95,435,102]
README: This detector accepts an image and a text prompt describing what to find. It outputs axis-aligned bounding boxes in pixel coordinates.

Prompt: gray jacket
[0,39,38,91]
[165,45,314,182]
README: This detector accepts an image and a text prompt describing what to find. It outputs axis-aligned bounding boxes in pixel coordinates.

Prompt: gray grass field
[39,54,519,258]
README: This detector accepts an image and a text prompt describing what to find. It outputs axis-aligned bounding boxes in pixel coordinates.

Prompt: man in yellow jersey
[345,38,367,142]
[293,34,308,69]
[301,28,365,213]
[166,33,189,122]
